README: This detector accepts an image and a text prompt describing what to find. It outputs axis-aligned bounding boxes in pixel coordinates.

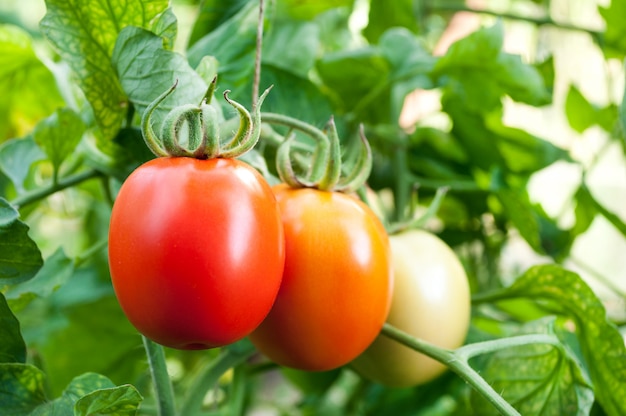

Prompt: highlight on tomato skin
[108,157,285,350]
[248,185,394,371]
[350,229,471,388]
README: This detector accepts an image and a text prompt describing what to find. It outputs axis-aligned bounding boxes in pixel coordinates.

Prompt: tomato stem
[316,117,342,191]
[252,0,265,108]
[161,104,202,157]
[380,323,521,416]
[141,81,177,157]
[141,82,270,159]
[262,113,373,192]
[227,364,249,415]
[392,144,410,222]
[262,112,330,185]
[455,334,562,361]
[142,336,177,416]
[276,132,314,188]
[180,341,256,415]
[220,86,272,158]
[335,125,373,193]
[387,186,449,234]
[10,169,104,209]
[201,76,217,105]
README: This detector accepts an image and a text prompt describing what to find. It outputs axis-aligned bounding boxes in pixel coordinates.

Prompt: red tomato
[108,157,284,350]
[248,185,393,371]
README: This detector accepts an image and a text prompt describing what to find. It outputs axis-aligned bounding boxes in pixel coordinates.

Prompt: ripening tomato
[248,185,393,371]
[108,157,284,350]
[351,229,471,387]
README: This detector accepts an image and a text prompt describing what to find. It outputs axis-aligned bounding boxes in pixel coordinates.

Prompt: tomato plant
[249,184,393,371]
[1,0,626,415]
[109,157,284,349]
[351,229,471,387]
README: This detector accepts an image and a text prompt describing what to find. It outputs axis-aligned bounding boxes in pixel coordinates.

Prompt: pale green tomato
[351,229,471,387]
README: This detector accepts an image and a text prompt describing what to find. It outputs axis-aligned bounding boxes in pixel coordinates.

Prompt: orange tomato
[249,185,393,371]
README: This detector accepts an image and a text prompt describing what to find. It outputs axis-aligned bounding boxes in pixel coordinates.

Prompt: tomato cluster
[108,86,469,383]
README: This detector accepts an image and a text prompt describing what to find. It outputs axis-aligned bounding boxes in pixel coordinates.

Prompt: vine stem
[381,323,531,416]
[252,0,265,108]
[142,336,177,416]
[10,169,104,209]
[180,342,256,415]
[428,3,602,38]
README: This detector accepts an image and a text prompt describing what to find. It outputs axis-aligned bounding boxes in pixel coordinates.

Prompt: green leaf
[253,65,333,125]
[442,96,505,170]
[598,1,626,59]
[494,188,543,253]
[33,373,114,416]
[40,0,172,141]
[378,28,436,122]
[317,27,434,124]
[28,372,142,416]
[410,127,468,164]
[485,112,571,174]
[471,317,594,415]
[0,137,45,194]
[62,373,116,405]
[493,52,551,106]
[364,0,419,44]
[276,0,352,20]
[317,47,392,123]
[187,2,260,91]
[187,0,250,48]
[435,22,549,112]
[534,55,555,95]
[36,295,143,397]
[112,26,209,125]
[152,7,178,50]
[565,84,617,134]
[587,189,626,238]
[195,56,220,88]
[620,64,626,139]
[33,108,86,176]
[0,198,42,285]
[5,248,75,312]
[434,21,503,74]
[263,20,320,79]
[0,24,64,141]
[0,292,26,363]
[534,204,573,261]
[572,185,597,237]
[565,85,599,133]
[74,383,142,416]
[570,182,626,239]
[0,363,47,416]
[486,265,626,416]
[492,186,572,259]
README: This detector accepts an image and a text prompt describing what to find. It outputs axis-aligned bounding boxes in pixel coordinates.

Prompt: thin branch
[180,343,256,415]
[381,323,521,416]
[429,3,602,39]
[252,0,266,107]
[10,169,104,210]
[143,337,177,416]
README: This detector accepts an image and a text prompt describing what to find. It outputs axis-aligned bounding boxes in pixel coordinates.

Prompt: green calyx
[262,113,372,193]
[141,79,271,159]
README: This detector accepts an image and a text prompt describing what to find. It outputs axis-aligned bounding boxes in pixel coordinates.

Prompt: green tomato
[351,229,471,388]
